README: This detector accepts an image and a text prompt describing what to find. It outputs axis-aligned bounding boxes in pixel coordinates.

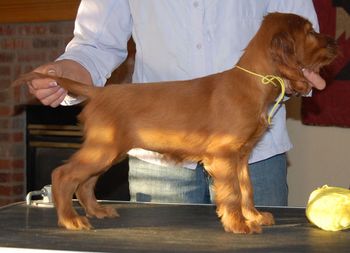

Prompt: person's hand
[28,62,68,108]
[27,60,93,108]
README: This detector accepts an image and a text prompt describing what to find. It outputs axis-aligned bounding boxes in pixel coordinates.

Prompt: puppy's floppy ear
[270,32,309,94]
[270,32,295,64]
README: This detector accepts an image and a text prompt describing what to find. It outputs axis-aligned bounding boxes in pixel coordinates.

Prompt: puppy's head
[266,13,338,94]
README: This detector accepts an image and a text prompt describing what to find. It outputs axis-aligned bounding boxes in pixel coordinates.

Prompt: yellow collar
[235,65,286,125]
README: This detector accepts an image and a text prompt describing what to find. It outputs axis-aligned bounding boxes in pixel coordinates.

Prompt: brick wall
[0,21,74,206]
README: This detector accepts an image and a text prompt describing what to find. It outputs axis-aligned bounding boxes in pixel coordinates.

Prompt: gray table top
[0,201,349,253]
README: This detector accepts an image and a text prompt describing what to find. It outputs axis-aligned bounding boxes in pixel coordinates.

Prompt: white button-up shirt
[58,0,318,166]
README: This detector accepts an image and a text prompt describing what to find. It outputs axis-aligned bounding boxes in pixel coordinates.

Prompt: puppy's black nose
[326,37,338,55]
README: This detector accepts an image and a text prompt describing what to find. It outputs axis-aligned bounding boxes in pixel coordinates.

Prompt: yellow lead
[235,65,286,125]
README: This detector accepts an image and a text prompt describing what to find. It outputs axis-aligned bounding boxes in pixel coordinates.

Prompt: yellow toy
[306,185,350,231]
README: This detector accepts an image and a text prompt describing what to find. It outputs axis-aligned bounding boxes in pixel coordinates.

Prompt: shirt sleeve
[57,0,133,87]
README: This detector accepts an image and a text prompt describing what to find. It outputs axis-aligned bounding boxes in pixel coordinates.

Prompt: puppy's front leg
[207,157,262,234]
[75,175,119,219]
[238,159,275,226]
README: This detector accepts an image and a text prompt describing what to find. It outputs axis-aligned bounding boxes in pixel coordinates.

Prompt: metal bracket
[26,185,54,207]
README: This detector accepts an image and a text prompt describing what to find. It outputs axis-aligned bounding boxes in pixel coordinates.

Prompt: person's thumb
[47,68,57,76]
[34,63,62,77]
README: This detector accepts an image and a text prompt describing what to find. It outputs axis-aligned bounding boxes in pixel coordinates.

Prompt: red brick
[0,132,24,142]
[0,172,24,183]
[13,173,24,182]
[17,51,46,63]
[13,64,37,77]
[0,133,9,142]
[13,160,24,169]
[0,143,25,159]
[0,118,9,129]
[0,185,11,195]
[9,84,30,105]
[9,116,25,130]
[13,65,22,77]
[48,50,65,61]
[0,184,24,196]
[0,117,25,131]
[0,160,11,169]
[32,38,60,49]
[14,132,24,142]
[0,174,9,182]
[12,86,20,103]
[0,159,24,170]
[0,25,16,36]
[49,23,72,35]
[0,79,11,90]
[0,52,15,63]
[0,105,14,116]
[17,25,47,35]
[0,38,31,50]
[0,66,11,76]
[0,90,10,103]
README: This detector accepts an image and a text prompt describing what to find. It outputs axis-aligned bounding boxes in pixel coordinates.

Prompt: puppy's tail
[12,72,97,99]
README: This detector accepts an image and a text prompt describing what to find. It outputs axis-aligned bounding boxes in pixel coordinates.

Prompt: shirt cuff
[60,94,86,106]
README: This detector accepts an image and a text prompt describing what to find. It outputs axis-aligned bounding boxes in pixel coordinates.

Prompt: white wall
[286,98,350,207]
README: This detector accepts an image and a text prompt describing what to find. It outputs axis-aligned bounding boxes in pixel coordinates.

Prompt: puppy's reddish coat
[14,13,337,233]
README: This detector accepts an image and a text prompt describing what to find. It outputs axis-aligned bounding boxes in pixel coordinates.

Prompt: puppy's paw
[243,208,275,226]
[220,211,262,234]
[86,206,119,219]
[257,211,275,226]
[222,218,262,234]
[58,215,92,230]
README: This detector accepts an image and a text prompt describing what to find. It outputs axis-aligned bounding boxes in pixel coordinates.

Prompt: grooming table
[0,201,349,253]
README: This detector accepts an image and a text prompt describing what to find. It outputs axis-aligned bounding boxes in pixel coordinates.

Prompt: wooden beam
[0,0,80,23]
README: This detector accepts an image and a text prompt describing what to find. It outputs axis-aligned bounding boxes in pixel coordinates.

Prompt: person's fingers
[28,76,67,107]
[302,69,326,90]
[50,90,68,108]
[38,87,67,107]
[47,69,57,76]
[24,62,69,107]
[30,78,58,90]
[32,86,60,100]
[33,62,62,76]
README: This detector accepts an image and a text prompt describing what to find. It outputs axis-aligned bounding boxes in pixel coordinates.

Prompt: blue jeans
[128,153,288,206]
[249,153,288,206]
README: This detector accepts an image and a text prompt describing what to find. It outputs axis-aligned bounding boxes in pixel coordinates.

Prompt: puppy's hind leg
[75,174,119,219]
[52,142,121,230]
[51,162,92,230]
